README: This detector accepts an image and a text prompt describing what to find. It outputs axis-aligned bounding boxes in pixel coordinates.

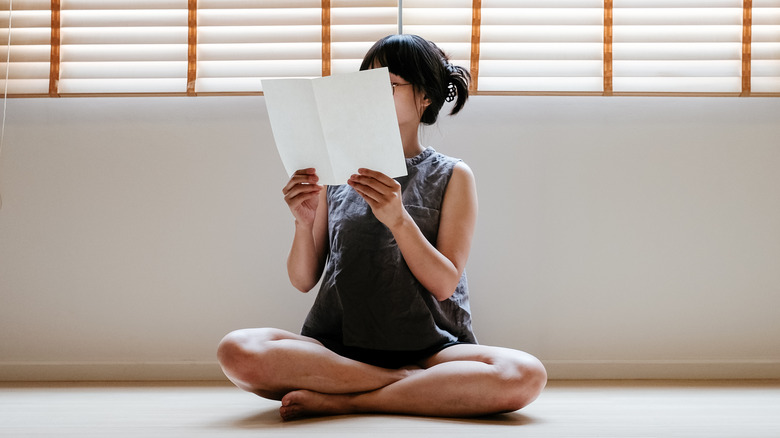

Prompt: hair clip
[445,82,457,102]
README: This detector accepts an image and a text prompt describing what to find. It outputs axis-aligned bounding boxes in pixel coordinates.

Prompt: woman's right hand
[282,168,323,228]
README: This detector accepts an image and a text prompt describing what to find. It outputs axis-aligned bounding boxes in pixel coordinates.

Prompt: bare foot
[279,390,355,421]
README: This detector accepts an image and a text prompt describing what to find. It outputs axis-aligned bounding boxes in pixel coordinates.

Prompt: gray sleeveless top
[301,147,477,351]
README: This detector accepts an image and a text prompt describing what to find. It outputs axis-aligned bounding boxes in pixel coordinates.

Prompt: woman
[217,34,546,421]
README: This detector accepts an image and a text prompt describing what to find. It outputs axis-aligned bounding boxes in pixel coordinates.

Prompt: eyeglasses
[391,83,412,95]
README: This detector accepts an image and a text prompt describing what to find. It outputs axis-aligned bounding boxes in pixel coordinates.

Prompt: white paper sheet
[262,68,407,186]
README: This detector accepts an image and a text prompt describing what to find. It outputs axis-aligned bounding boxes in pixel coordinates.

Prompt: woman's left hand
[348,168,408,229]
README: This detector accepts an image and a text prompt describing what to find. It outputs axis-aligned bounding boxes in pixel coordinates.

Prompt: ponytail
[445,62,470,117]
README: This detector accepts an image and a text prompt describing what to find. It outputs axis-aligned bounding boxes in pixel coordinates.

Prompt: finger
[348,180,382,204]
[349,173,395,197]
[284,183,322,204]
[357,168,397,187]
[282,171,320,195]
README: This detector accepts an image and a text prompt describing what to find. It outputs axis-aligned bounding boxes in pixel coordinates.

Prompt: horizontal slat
[61,45,187,62]
[752,76,780,92]
[613,43,741,60]
[481,25,603,43]
[0,0,50,10]
[754,8,780,23]
[753,43,780,59]
[325,24,395,42]
[753,25,780,41]
[401,25,472,42]
[0,78,49,94]
[481,42,602,60]
[61,27,187,44]
[198,60,321,77]
[614,8,743,25]
[195,77,264,93]
[331,58,366,75]
[483,0,602,7]
[615,0,742,6]
[58,78,186,93]
[333,0,396,6]
[199,0,320,8]
[613,25,743,42]
[614,60,741,77]
[404,0,470,7]
[61,0,186,9]
[198,43,321,61]
[0,10,51,28]
[198,26,321,43]
[0,45,51,61]
[753,60,780,75]
[479,77,603,92]
[0,27,52,45]
[403,8,471,25]
[198,9,320,26]
[331,7,397,25]
[60,10,187,27]
[613,77,741,92]
[480,60,603,77]
[481,8,603,25]
[0,60,49,78]
[59,61,187,78]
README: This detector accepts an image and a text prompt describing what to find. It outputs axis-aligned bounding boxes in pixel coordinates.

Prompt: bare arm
[347,162,477,301]
[283,169,329,292]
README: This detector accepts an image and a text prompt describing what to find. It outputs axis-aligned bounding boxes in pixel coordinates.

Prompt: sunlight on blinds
[197,0,321,93]
[613,0,743,93]
[0,0,50,94]
[3,1,778,97]
[752,0,780,93]
[58,0,188,94]
[402,0,472,74]
[331,0,397,75]
[479,0,604,93]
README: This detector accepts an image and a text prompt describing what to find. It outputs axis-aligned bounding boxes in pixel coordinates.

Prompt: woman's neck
[400,123,425,158]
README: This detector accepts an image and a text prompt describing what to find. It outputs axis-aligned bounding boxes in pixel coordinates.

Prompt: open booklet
[262,68,407,186]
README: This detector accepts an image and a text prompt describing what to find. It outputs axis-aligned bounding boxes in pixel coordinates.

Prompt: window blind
[2,1,778,97]
[479,0,605,93]
[1,0,50,94]
[58,0,188,95]
[197,0,321,93]
[330,0,397,75]
[753,0,780,93]
[613,0,744,94]
[402,0,473,78]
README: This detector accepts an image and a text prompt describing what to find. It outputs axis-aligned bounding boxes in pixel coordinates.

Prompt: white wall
[1,95,778,380]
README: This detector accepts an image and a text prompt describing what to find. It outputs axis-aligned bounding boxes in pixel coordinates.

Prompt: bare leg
[278,344,547,420]
[216,328,417,400]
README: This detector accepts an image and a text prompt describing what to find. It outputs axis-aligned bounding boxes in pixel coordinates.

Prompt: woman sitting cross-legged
[217,34,547,421]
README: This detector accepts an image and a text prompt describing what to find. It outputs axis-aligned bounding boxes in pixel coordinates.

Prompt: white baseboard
[1,359,778,382]
[0,361,227,382]
[544,359,780,380]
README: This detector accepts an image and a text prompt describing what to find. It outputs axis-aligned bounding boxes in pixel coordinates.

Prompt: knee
[216,328,276,389]
[495,352,547,412]
[217,329,248,370]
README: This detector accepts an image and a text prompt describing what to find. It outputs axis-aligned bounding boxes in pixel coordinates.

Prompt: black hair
[360,34,470,125]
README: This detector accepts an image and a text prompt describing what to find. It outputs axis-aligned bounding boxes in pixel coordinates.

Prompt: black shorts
[317,338,468,369]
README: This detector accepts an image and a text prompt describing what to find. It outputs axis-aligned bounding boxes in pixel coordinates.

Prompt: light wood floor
[1,380,779,437]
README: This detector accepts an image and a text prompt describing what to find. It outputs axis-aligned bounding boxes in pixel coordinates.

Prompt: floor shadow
[416,411,539,427]
[219,408,539,429]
